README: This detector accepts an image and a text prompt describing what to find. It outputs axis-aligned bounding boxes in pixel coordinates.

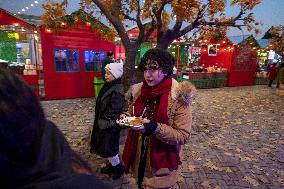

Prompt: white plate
[116,116,145,128]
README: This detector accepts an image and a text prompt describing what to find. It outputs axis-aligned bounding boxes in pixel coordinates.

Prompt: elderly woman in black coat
[90,62,125,180]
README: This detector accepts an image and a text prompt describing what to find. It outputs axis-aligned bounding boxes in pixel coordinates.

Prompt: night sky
[1,0,283,38]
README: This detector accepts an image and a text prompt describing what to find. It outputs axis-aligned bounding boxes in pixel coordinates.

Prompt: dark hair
[107,51,114,57]
[139,48,175,76]
[0,68,45,166]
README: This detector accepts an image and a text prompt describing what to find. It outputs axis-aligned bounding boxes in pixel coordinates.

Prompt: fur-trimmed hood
[126,78,196,106]
[171,79,196,106]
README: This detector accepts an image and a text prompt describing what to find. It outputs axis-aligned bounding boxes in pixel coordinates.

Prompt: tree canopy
[267,25,284,56]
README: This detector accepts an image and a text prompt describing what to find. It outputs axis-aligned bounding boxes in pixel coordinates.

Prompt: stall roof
[0,8,37,28]
[228,35,251,45]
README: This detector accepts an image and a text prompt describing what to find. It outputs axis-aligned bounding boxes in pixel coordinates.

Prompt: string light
[14,0,41,15]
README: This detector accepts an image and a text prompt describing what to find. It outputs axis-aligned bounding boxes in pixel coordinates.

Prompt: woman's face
[105,70,115,82]
[144,69,166,86]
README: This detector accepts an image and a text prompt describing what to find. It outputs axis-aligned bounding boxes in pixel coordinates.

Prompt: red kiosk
[0,8,40,96]
[200,36,257,87]
[40,23,115,100]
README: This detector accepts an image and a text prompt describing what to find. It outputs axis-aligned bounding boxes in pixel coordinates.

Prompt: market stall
[198,36,258,87]
[0,8,40,96]
[176,39,228,88]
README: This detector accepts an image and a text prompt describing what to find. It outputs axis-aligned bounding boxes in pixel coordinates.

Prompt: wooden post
[176,38,180,79]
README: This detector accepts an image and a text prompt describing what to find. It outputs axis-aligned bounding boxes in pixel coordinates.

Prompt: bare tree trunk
[156,31,176,49]
[122,47,138,91]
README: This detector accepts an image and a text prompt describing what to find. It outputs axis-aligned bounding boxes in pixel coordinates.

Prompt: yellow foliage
[161,11,170,31]
[85,0,92,5]
[101,0,112,11]
[119,14,125,20]
[208,0,226,14]
[130,0,139,12]
[171,0,200,21]
[41,1,67,27]
[231,0,261,10]
[141,0,153,20]
[269,25,284,54]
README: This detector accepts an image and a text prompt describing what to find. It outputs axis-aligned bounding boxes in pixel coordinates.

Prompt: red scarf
[122,77,181,172]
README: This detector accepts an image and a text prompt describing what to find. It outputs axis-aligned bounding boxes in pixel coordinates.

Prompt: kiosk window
[208,44,217,56]
[84,50,105,72]
[54,49,79,72]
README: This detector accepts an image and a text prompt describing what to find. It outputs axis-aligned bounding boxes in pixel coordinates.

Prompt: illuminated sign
[7,33,19,40]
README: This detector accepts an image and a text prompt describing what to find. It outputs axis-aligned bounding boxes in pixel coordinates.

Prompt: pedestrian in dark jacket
[90,63,125,180]
[0,68,111,189]
[267,63,277,87]
[101,51,114,81]
[276,61,284,88]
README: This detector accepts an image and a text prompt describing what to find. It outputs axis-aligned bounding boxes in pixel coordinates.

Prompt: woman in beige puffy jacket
[122,48,196,189]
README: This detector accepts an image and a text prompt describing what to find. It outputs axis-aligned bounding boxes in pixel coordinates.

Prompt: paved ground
[41,85,284,189]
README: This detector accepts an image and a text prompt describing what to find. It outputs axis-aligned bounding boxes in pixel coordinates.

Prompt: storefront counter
[178,71,227,89]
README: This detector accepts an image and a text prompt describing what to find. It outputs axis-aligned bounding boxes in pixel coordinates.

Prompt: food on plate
[128,117,144,126]
[117,116,144,127]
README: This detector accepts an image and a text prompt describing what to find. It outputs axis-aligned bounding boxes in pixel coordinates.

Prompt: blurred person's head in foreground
[0,68,45,167]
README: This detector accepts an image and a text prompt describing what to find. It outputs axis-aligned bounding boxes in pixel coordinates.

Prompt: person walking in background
[276,60,284,88]
[101,51,114,81]
[122,48,196,189]
[267,63,277,87]
[90,63,125,180]
[0,68,111,189]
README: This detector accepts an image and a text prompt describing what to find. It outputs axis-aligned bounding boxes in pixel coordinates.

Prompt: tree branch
[135,0,145,46]
[143,15,155,42]
[91,0,131,47]
[152,0,172,41]
[121,12,136,21]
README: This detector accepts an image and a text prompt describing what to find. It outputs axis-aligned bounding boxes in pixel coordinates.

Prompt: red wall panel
[200,45,233,70]
[227,45,257,87]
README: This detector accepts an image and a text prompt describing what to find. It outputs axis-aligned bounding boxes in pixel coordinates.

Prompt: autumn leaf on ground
[243,176,260,186]
[277,178,284,185]
[236,148,242,153]
[253,165,263,171]
[256,175,269,184]
[201,180,211,188]
[278,170,284,177]
[188,165,196,172]
[224,152,232,156]
[224,167,233,173]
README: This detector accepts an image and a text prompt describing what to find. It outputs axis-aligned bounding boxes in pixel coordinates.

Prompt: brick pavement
[42,85,284,189]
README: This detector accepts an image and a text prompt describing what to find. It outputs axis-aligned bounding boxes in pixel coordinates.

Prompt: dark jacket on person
[0,120,111,189]
[90,78,124,157]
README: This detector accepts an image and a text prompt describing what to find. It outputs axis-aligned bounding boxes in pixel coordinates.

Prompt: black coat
[90,79,124,158]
